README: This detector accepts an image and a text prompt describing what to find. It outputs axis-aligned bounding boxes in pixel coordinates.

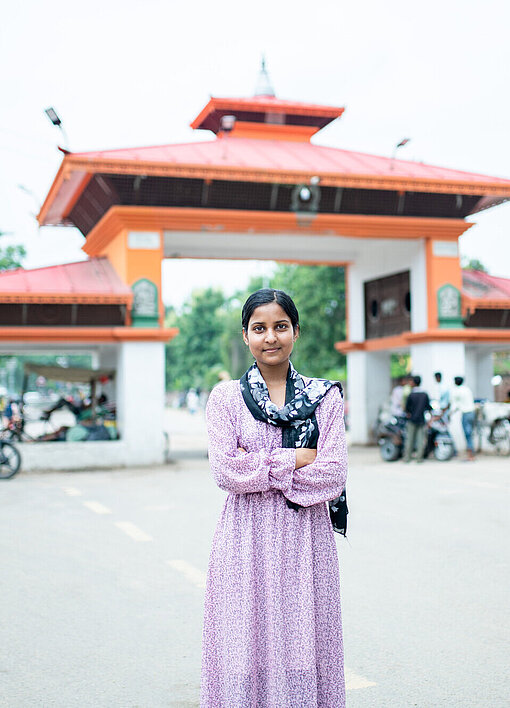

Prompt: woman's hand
[295,448,317,469]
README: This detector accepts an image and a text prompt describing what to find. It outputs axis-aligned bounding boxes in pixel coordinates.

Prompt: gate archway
[11,75,510,463]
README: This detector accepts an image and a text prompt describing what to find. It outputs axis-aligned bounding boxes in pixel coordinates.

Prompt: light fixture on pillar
[299,186,312,202]
[291,179,321,213]
[220,114,236,133]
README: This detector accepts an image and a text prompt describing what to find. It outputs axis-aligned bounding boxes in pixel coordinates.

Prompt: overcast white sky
[1,0,509,308]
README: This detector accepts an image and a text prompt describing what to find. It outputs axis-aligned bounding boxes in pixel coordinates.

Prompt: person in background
[404,375,432,463]
[390,376,406,417]
[434,371,457,456]
[434,372,450,412]
[186,388,199,415]
[449,376,476,461]
[401,374,413,412]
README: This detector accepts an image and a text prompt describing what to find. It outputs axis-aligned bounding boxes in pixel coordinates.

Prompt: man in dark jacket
[404,375,432,462]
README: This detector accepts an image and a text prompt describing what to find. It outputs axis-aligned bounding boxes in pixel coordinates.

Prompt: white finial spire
[254,56,275,97]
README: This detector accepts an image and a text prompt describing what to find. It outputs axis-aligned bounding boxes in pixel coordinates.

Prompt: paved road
[1,442,509,707]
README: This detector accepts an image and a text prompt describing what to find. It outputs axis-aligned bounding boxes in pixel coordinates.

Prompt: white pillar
[347,350,391,444]
[347,264,365,342]
[117,341,165,465]
[97,345,118,405]
[409,241,428,332]
[465,348,494,400]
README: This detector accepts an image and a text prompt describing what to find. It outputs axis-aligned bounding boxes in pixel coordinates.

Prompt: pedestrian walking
[186,388,199,414]
[403,375,432,462]
[450,376,476,461]
[201,288,348,708]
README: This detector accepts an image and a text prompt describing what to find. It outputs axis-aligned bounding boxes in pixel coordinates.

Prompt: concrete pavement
[1,426,509,707]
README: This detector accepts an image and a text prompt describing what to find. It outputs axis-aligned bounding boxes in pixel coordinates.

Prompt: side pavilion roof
[462,269,510,309]
[0,257,132,304]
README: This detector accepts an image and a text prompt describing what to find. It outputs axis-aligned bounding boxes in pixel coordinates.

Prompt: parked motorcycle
[377,411,454,462]
[0,441,21,479]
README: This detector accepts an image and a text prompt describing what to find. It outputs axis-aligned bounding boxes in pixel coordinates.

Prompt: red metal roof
[0,257,132,303]
[201,95,344,112]
[190,95,345,133]
[462,269,510,304]
[71,137,510,186]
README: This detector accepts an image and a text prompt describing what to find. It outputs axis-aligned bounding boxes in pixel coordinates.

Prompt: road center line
[83,501,112,515]
[115,521,153,542]
[62,487,82,497]
[166,559,207,589]
[344,667,377,690]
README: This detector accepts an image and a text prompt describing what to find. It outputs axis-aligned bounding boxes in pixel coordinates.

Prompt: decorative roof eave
[64,155,510,194]
[37,162,90,226]
[0,326,179,343]
[82,205,473,256]
[335,328,510,353]
[190,96,345,130]
[38,154,510,227]
[462,295,510,312]
[0,293,132,305]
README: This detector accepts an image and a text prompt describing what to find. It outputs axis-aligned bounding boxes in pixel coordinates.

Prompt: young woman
[201,289,348,708]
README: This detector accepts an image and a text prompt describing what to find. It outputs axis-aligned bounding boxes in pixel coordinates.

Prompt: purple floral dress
[201,380,348,708]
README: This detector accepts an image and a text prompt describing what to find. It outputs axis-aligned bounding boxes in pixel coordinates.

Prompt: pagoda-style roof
[0,257,132,304]
[38,137,510,231]
[190,95,345,136]
[56,138,510,186]
[37,88,510,234]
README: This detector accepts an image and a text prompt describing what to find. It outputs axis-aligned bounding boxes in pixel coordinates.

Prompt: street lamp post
[44,107,69,150]
[390,138,411,170]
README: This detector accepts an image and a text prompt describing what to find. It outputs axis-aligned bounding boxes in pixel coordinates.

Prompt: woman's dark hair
[454,376,464,386]
[241,289,299,332]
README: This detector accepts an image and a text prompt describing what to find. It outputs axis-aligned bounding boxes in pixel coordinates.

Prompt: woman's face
[243,301,298,367]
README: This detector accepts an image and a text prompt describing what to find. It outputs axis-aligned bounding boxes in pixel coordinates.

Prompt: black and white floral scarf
[240,361,348,535]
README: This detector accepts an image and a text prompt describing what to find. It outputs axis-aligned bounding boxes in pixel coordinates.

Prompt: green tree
[494,351,510,376]
[164,266,348,390]
[219,276,266,379]
[165,288,226,390]
[461,257,488,272]
[0,231,26,271]
[271,265,346,378]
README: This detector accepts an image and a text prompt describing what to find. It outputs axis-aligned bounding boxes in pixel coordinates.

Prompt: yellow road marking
[166,560,206,589]
[115,521,153,542]
[345,667,377,690]
[83,501,112,515]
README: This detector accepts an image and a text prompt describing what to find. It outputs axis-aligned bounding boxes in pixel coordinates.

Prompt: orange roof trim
[0,326,178,343]
[335,328,510,353]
